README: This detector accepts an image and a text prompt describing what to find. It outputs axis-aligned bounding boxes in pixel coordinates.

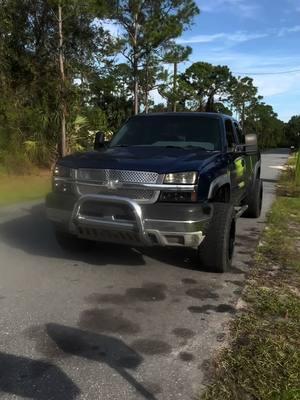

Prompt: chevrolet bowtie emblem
[107,180,119,190]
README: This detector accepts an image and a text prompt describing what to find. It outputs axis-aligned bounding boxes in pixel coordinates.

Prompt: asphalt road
[0,149,289,400]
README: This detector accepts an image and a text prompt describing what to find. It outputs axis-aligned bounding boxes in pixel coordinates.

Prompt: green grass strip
[0,173,50,207]
[201,161,300,400]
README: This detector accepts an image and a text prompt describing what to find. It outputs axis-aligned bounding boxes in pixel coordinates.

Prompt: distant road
[0,148,289,400]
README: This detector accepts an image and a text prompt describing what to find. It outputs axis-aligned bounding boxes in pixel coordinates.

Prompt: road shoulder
[201,154,300,400]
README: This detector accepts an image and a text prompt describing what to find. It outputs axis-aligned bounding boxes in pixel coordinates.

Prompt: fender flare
[208,173,231,200]
[253,160,261,179]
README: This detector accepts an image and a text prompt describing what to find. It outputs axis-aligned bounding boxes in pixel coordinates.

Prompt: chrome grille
[77,185,156,201]
[76,169,160,203]
[77,169,159,184]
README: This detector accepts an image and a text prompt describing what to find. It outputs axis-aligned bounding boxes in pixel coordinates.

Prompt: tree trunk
[241,100,245,129]
[145,57,149,113]
[145,90,149,113]
[172,62,177,112]
[133,61,139,114]
[58,3,66,157]
[205,95,214,112]
[133,12,139,115]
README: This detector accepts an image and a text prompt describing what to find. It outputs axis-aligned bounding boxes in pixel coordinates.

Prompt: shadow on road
[0,203,246,274]
[262,148,290,156]
[0,324,158,400]
[0,352,80,399]
[0,204,146,267]
[45,323,157,400]
[262,178,278,184]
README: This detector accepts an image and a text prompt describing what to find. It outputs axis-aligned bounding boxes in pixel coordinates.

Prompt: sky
[103,0,300,122]
[176,0,300,122]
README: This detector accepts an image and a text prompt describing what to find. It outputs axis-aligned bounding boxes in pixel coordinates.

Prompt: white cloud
[178,31,267,44]
[178,33,225,44]
[278,25,300,36]
[179,24,300,47]
[198,0,260,18]
[254,73,300,97]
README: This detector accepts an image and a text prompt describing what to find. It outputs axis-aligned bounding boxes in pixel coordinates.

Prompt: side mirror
[94,131,105,150]
[244,133,258,153]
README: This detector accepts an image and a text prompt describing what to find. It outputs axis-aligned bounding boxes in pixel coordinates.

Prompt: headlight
[53,165,74,178]
[164,171,198,185]
[53,165,75,193]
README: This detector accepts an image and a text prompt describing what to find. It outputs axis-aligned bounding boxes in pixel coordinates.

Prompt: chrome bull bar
[70,194,151,246]
[69,194,205,248]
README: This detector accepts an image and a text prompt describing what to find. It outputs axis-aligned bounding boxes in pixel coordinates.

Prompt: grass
[296,151,300,186]
[277,152,300,198]
[201,156,300,400]
[0,171,50,207]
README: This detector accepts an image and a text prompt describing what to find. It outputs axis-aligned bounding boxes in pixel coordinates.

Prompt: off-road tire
[243,178,263,218]
[197,203,236,273]
[54,230,95,252]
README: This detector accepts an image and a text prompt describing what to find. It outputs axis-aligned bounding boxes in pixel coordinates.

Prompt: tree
[0,0,290,172]
[285,115,300,185]
[138,53,166,113]
[159,72,193,111]
[58,2,67,157]
[285,115,300,147]
[112,0,199,114]
[183,62,233,112]
[149,102,167,112]
[52,0,119,155]
[160,42,192,112]
[88,63,133,131]
[214,102,232,116]
[0,0,117,163]
[244,102,284,148]
[228,76,258,128]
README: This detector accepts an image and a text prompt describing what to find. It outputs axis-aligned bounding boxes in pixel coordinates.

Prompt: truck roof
[133,112,238,122]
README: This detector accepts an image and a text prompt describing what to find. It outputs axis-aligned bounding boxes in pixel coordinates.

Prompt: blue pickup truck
[46,112,262,272]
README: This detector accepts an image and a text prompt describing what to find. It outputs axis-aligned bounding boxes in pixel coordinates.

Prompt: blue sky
[103,0,300,121]
[177,0,300,121]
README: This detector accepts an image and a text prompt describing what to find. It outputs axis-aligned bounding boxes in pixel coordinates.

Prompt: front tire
[54,230,95,252]
[197,203,236,273]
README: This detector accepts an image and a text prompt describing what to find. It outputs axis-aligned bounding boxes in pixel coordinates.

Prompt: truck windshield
[110,115,222,151]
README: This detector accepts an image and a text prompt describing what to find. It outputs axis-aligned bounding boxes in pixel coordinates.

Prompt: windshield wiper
[184,145,209,151]
[163,145,185,149]
[163,145,209,151]
[111,144,129,148]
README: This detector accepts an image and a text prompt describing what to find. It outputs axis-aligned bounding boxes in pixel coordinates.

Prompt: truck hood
[60,146,221,173]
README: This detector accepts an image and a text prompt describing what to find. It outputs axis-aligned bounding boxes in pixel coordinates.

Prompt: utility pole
[58,2,66,157]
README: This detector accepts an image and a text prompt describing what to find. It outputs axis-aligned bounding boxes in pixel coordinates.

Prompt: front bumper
[46,193,212,248]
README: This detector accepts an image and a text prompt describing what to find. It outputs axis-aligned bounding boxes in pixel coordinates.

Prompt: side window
[225,119,236,149]
[234,122,244,144]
